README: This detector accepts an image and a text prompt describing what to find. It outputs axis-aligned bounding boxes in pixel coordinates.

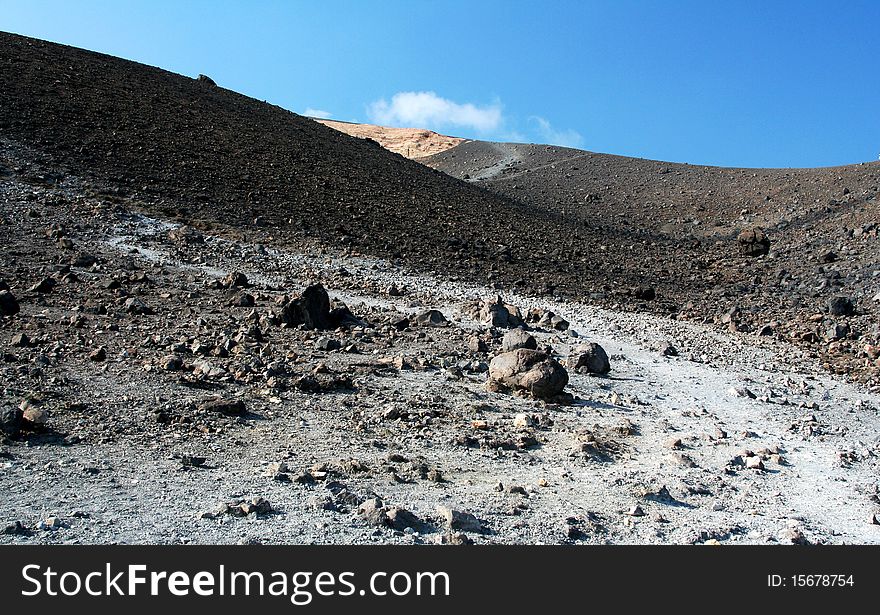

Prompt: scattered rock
[230,292,255,307]
[487,349,568,399]
[281,283,331,329]
[0,405,23,439]
[315,337,341,351]
[413,309,447,326]
[478,296,522,328]
[20,401,48,428]
[124,297,154,315]
[198,397,246,416]
[513,413,535,428]
[2,520,33,536]
[436,506,484,533]
[745,456,765,470]
[501,328,537,352]
[827,296,854,317]
[568,342,610,374]
[737,227,770,256]
[222,271,249,288]
[29,277,56,293]
[0,290,20,316]
[167,225,204,243]
[467,336,488,353]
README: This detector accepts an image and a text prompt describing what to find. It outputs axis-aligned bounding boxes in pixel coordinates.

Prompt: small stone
[39,517,65,531]
[160,355,183,371]
[513,413,535,428]
[731,387,757,399]
[315,337,341,351]
[386,507,422,531]
[11,333,30,347]
[627,505,645,517]
[124,297,154,315]
[198,397,246,416]
[20,402,47,427]
[745,456,765,470]
[665,437,683,450]
[436,506,483,533]
[778,527,809,545]
[29,277,57,293]
[468,336,488,353]
[413,309,447,326]
[737,227,771,256]
[0,291,20,316]
[222,272,249,288]
[501,329,537,352]
[827,296,854,317]
[88,347,107,362]
[231,292,255,307]
[358,498,388,526]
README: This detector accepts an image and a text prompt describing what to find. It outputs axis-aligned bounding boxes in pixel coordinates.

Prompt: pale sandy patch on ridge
[316,119,467,159]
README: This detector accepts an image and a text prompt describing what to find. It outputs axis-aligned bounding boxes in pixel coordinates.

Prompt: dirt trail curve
[468,142,523,181]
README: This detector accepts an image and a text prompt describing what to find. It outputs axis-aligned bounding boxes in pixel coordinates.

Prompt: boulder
[488,349,568,399]
[569,342,611,374]
[281,283,331,329]
[222,272,249,288]
[827,296,854,317]
[0,290,19,317]
[413,309,447,326]
[467,336,488,354]
[0,405,23,439]
[124,297,154,315]
[501,328,537,352]
[737,227,770,256]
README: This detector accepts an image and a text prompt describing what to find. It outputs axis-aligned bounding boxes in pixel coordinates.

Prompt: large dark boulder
[281,283,332,329]
[0,290,20,317]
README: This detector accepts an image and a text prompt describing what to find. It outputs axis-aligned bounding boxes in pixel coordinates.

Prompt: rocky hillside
[1,31,877,383]
[425,142,880,381]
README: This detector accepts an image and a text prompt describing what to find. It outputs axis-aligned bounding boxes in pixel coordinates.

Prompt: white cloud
[530,116,584,149]
[368,91,502,133]
[303,108,333,119]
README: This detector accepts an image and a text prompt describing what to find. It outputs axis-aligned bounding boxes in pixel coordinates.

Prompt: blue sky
[3,0,879,167]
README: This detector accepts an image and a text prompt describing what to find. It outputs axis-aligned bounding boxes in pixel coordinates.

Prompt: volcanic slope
[425,141,880,381]
[0,32,579,295]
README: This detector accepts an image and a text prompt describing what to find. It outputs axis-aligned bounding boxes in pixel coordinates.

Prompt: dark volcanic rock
[827,296,854,317]
[569,342,611,374]
[0,405,23,439]
[0,290,20,317]
[281,284,331,329]
[124,297,154,315]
